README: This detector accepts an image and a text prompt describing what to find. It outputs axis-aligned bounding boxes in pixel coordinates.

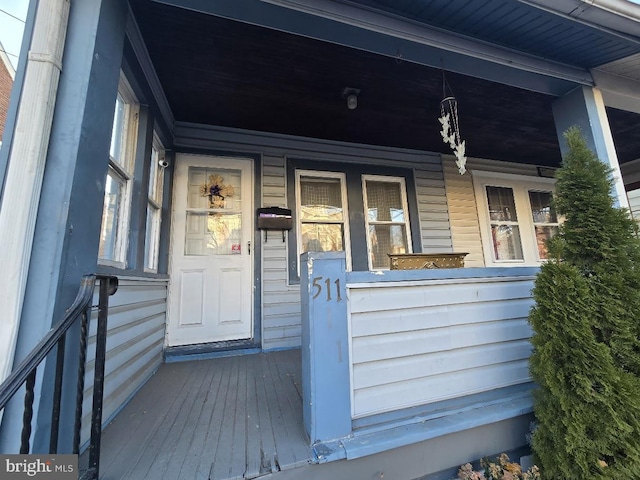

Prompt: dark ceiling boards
[131,0,640,167]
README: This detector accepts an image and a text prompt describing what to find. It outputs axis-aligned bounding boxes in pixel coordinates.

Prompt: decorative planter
[388,253,468,270]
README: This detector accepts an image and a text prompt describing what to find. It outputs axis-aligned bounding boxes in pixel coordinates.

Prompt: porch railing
[0,274,118,480]
[300,252,538,461]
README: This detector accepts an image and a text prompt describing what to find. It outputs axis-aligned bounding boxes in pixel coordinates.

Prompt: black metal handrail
[0,274,118,480]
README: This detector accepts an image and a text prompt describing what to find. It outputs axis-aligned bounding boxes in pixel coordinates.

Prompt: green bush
[528,127,640,478]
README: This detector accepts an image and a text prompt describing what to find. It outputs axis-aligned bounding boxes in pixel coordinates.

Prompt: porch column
[0,0,129,453]
[0,0,70,389]
[552,85,628,208]
[300,252,352,447]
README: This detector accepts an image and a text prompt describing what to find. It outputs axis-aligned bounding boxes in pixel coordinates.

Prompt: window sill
[98,259,126,269]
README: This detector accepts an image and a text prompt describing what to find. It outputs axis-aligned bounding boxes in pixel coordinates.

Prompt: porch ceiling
[345,0,640,69]
[130,1,640,167]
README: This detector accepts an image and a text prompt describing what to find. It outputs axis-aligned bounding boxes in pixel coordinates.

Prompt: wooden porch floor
[92,349,312,480]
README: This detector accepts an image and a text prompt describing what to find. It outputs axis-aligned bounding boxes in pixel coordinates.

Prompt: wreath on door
[200,174,234,208]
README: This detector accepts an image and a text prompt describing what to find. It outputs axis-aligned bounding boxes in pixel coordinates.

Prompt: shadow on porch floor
[87,349,311,480]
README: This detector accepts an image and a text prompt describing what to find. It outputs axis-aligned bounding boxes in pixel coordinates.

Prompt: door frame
[165,151,262,351]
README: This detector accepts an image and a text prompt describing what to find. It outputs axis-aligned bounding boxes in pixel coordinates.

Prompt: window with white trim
[295,170,351,269]
[98,75,139,266]
[362,175,412,269]
[473,171,557,266]
[144,134,165,271]
[528,190,559,260]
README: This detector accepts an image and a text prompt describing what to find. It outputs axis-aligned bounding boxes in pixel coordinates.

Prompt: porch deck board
[209,356,244,480]
[92,349,311,480]
[267,352,309,466]
[97,360,196,478]
[162,360,223,479]
[192,361,231,480]
[124,360,210,479]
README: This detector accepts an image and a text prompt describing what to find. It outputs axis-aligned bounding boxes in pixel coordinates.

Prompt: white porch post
[552,85,628,209]
[0,0,70,384]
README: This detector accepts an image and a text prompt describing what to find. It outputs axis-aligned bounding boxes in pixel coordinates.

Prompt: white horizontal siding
[627,188,640,226]
[348,275,535,418]
[261,154,301,350]
[81,277,167,445]
[415,166,451,253]
[258,151,452,350]
[176,124,453,350]
[353,360,530,417]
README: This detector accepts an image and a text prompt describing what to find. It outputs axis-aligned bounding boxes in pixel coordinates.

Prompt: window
[485,186,524,261]
[98,75,139,266]
[144,134,165,271]
[473,171,557,266]
[362,175,412,269]
[529,190,559,260]
[295,170,351,269]
[287,159,420,281]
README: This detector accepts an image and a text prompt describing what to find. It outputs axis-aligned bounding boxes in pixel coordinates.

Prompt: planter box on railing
[388,252,468,270]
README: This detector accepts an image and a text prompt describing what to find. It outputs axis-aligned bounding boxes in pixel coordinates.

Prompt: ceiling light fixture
[342,87,360,110]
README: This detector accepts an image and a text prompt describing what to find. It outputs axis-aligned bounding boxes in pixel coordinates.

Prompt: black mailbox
[257,207,292,241]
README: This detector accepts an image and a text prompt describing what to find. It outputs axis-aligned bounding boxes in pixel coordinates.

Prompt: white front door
[167,154,253,346]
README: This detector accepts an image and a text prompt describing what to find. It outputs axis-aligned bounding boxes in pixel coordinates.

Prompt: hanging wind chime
[438,70,467,174]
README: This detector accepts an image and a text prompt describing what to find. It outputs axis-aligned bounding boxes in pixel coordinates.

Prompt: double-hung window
[144,134,165,271]
[528,190,559,260]
[295,170,351,268]
[485,186,524,261]
[362,175,412,269]
[98,75,139,266]
[474,171,557,265]
[288,160,419,280]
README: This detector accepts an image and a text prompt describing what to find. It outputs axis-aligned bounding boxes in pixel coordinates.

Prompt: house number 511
[312,276,342,302]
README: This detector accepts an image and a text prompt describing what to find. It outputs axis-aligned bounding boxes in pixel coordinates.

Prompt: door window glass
[185,167,243,255]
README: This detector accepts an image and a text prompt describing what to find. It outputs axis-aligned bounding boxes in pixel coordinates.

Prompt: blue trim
[8,0,131,453]
[312,391,534,462]
[352,383,534,431]
[552,86,599,158]
[301,252,352,444]
[262,345,301,353]
[552,86,625,206]
[164,347,262,363]
[346,266,539,284]
[164,339,262,362]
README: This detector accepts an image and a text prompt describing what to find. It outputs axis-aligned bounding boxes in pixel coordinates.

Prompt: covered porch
[87,349,311,480]
[87,251,540,480]
[3,0,640,478]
